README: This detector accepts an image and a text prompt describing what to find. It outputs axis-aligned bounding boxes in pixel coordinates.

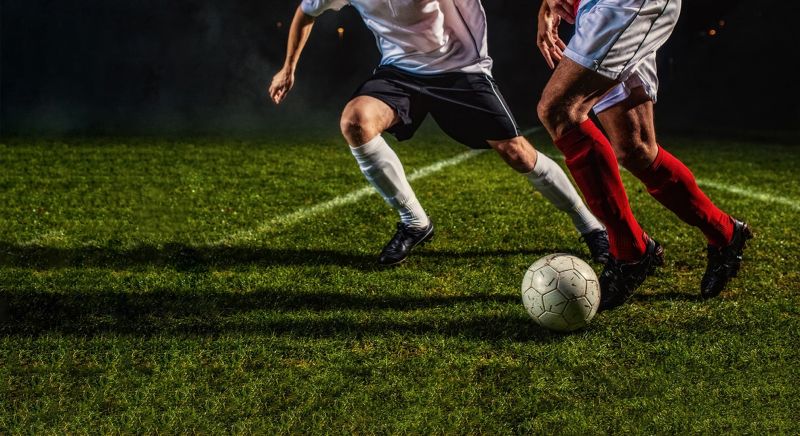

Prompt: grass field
[1,125,799,433]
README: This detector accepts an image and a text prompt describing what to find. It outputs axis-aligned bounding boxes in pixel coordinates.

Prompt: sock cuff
[527,151,553,178]
[631,145,669,182]
[349,134,386,158]
[554,119,602,157]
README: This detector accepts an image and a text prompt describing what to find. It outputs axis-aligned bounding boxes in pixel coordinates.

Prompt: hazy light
[276,21,283,29]
[719,19,726,27]
[337,27,345,40]
[708,29,717,36]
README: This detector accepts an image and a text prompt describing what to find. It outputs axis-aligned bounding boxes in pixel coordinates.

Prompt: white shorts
[564,0,682,113]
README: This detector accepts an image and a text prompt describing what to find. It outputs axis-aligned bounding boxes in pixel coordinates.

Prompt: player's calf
[488,137,537,173]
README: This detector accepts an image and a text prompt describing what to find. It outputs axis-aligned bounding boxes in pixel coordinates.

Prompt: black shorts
[352,66,521,149]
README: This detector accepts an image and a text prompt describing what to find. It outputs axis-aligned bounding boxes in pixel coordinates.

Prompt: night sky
[1,0,797,135]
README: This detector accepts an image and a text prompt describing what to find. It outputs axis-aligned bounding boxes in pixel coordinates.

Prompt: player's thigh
[341,95,399,134]
[595,86,658,169]
[539,58,618,136]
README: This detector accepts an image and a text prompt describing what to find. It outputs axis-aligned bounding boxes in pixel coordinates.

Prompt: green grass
[1,126,799,433]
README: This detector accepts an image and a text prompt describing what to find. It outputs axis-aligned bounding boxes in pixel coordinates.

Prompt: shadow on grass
[0,243,373,271]
[0,289,563,342]
[419,248,566,259]
[0,243,570,340]
[0,242,558,271]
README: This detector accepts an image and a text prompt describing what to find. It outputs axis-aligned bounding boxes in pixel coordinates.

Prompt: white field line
[219,149,488,245]
[695,179,800,211]
[219,128,546,244]
[220,129,546,244]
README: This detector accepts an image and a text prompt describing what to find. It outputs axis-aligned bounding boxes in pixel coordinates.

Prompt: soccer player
[270,0,610,266]
[535,0,752,309]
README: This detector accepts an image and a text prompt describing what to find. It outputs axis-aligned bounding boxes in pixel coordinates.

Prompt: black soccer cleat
[378,221,435,266]
[580,229,610,265]
[598,236,665,312]
[700,219,753,299]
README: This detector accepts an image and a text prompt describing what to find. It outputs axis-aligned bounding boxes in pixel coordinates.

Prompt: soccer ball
[521,253,600,332]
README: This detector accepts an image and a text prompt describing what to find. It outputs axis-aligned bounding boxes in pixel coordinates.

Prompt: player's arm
[269,6,316,105]
[537,0,568,69]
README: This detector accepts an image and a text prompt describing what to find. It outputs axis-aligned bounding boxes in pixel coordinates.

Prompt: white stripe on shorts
[485,75,520,134]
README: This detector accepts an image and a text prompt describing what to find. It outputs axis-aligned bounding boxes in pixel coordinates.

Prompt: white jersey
[300,0,493,75]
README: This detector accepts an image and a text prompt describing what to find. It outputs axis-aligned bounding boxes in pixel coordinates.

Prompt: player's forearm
[282,6,316,73]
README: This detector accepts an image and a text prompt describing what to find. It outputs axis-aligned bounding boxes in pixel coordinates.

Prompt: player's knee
[491,137,537,173]
[537,95,580,139]
[340,109,377,146]
[615,139,656,171]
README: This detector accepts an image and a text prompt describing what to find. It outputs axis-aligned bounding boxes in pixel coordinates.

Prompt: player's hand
[537,5,567,69]
[546,0,576,25]
[269,68,295,105]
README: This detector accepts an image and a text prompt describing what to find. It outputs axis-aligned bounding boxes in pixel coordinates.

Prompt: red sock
[633,146,734,247]
[555,120,647,261]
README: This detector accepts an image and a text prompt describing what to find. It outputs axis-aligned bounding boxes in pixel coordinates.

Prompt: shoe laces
[387,222,410,245]
[579,230,605,243]
[603,254,651,284]
[580,230,609,249]
[706,244,740,272]
[600,257,623,280]
[706,245,723,260]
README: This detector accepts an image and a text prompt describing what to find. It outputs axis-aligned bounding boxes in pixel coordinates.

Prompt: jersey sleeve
[300,0,349,17]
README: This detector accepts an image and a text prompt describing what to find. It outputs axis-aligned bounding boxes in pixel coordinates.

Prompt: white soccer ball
[521,253,600,332]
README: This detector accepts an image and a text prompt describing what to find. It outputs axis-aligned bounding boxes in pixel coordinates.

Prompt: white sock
[527,152,604,235]
[350,135,430,229]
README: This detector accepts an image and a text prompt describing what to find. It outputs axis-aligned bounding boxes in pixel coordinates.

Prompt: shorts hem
[564,48,622,81]
[593,74,658,114]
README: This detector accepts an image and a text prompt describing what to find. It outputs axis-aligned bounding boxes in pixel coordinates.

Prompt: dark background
[1,0,797,136]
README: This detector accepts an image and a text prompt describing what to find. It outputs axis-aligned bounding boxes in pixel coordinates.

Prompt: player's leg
[341,94,433,265]
[535,0,688,309]
[342,95,428,229]
[596,85,752,298]
[487,135,609,264]
[537,59,664,310]
[538,58,654,260]
[424,73,609,262]
[596,86,734,244]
